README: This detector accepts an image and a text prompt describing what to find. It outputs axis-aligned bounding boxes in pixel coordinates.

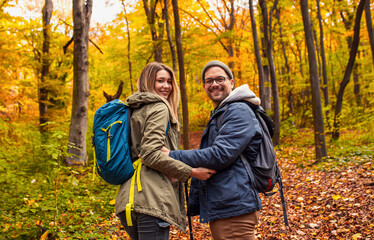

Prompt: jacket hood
[219,84,261,108]
[125,92,165,108]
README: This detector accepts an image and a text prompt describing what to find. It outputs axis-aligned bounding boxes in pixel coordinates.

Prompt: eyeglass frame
[203,76,229,86]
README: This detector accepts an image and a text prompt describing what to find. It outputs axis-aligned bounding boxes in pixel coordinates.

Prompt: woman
[116,62,215,240]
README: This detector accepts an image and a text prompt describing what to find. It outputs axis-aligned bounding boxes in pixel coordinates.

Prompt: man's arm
[169,103,262,170]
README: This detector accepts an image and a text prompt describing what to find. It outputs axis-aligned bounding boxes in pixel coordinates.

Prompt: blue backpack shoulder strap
[166,122,170,134]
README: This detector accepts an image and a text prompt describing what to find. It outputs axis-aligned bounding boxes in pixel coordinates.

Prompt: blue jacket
[170,85,263,223]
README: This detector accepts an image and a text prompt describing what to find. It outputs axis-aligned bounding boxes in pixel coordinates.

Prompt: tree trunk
[188,0,236,72]
[66,0,92,166]
[268,0,280,146]
[365,0,374,64]
[296,38,304,77]
[143,0,164,62]
[164,0,177,75]
[353,65,362,106]
[259,0,272,111]
[172,0,190,150]
[276,8,293,123]
[39,0,53,134]
[221,0,235,71]
[122,2,134,93]
[316,0,329,107]
[249,0,266,108]
[332,0,366,140]
[316,0,330,129]
[300,0,327,161]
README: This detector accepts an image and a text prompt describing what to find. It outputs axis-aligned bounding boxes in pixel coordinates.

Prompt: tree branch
[63,36,73,54]
[89,38,103,54]
[179,8,229,53]
[196,0,223,33]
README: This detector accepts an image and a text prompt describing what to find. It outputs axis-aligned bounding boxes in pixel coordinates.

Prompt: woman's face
[154,69,173,100]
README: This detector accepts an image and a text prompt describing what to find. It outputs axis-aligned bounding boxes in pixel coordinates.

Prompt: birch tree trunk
[66,0,92,166]
[300,0,327,161]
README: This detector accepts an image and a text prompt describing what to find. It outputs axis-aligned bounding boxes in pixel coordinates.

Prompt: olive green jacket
[115,92,192,232]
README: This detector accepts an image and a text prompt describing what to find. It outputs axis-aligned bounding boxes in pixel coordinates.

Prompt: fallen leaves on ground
[107,134,373,240]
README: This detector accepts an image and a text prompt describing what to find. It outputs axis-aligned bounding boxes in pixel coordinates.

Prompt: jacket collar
[216,84,261,111]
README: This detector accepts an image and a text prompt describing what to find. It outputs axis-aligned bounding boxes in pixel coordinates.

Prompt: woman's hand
[161,146,170,156]
[161,146,216,180]
[190,168,217,180]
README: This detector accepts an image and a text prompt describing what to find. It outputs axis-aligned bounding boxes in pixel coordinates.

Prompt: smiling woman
[154,70,173,100]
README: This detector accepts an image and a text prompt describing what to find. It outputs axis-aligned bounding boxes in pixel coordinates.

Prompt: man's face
[203,66,234,107]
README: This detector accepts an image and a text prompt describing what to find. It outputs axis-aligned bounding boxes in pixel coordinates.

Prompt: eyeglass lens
[205,76,226,86]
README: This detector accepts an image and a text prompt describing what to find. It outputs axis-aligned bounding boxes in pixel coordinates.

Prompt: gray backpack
[241,102,280,194]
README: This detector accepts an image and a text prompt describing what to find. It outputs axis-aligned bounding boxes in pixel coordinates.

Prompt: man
[162,60,263,240]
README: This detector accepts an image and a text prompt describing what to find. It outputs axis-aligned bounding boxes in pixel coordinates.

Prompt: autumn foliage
[1,0,373,239]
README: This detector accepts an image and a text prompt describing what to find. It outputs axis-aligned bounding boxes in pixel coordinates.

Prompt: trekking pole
[184,181,194,240]
[278,177,289,226]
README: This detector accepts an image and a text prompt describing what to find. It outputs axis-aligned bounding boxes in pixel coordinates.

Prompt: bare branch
[63,36,73,54]
[89,38,103,54]
[103,81,124,102]
[216,0,228,29]
[59,18,73,28]
[196,0,223,33]
[179,7,229,53]
[227,0,235,30]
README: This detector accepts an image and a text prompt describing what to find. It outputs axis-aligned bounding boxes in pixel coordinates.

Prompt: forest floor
[111,131,374,240]
[1,129,373,239]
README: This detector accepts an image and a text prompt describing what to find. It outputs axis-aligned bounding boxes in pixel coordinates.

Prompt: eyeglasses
[204,76,228,86]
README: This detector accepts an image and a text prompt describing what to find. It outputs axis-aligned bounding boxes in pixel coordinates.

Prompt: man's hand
[161,146,170,156]
[190,167,217,180]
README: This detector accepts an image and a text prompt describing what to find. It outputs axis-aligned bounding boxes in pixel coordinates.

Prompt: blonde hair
[137,62,180,129]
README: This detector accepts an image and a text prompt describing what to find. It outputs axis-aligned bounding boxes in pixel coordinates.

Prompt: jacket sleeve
[170,103,262,170]
[140,103,192,182]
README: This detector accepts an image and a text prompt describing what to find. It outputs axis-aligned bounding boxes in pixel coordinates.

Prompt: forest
[0,0,373,239]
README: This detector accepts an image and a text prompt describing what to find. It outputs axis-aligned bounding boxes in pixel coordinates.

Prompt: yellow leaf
[27,199,35,206]
[2,223,10,232]
[352,233,362,240]
[332,195,342,200]
[40,230,49,240]
[109,199,116,205]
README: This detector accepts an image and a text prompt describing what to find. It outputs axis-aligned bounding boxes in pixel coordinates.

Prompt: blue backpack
[92,99,134,185]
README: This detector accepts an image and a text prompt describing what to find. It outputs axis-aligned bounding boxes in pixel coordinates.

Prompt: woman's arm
[139,103,192,182]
